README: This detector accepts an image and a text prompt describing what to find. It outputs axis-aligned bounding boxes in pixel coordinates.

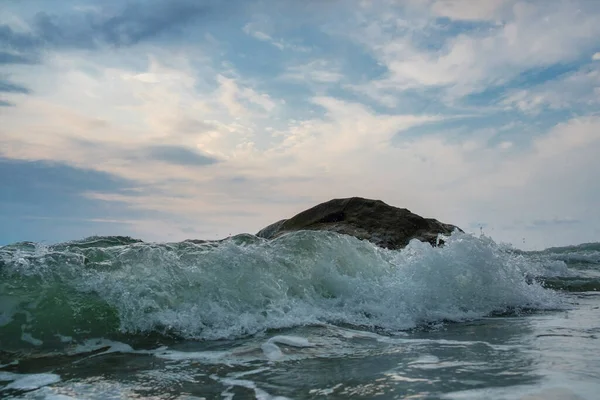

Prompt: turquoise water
[1,232,599,399]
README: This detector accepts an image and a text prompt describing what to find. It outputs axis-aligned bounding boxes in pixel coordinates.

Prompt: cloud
[243,23,276,44]
[0,157,148,243]
[460,116,600,247]
[173,117,220,136]
[0,78,31,94]
[243,22,311,52]
[0,51,37,65]
[0,99,14,107]
[281,60,344,83]
[349,0,600,104]
[0,53,289,237]
[497,141,513,150]
[0,48,443,241]
[216,74,278,116]
[0,157,135,199]
[0,156,223,243]
[54,0,213,47]
[0,23,41,51]
[0,0,225,66]
[430,0,512,21]
[143,145,219,166]
[528,218,581,228]
[501,63,600,114]
[593,52,600,61]
[532,116,600,157]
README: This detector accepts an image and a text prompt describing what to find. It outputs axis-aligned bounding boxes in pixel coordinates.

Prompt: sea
[1,231,599,399]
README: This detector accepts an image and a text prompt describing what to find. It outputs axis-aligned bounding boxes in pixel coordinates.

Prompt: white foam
[0,313,14,327]
[260,342,284,361]
[3,373,61,391]
[54,334,73,343]
[268,335,314,348]
[309,383,343,396]
[0,360,19,369]
[38,394,78,400]
[442,385,590,400]
[327,325,517,352]
[228,367,271,379]
[7,386,79,400]
[154,350,234,363]
[213,375,291,400]
[73,338,133,354]
[329,325,390,340]
[68,338,135,363]
[384,373,429,382]
[175,396,208,400]
[21,332,43,346]
[0,371,20,381]
[409,354,440,365]
[1,231,565,342]
[260,335,315,361]
[520,388,585,400]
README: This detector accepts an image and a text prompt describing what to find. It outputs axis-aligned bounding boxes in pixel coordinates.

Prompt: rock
[257,197,461,250]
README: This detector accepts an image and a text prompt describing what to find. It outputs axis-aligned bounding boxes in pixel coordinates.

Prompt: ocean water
[0,231,599,399]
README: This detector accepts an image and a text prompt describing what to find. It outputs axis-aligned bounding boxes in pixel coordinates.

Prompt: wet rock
[257,197,460,250]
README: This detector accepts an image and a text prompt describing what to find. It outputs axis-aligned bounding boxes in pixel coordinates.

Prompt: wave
[538,277,600,292]
[0,231,566,349]
[534,242,600,266]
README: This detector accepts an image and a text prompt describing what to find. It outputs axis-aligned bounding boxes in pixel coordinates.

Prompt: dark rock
[257,197,461,250]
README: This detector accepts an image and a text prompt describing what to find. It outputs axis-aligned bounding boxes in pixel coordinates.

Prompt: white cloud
[216,74,278,118]
[502,63,600,114]
[241,88,277,112]
[350,1,600,103]
[281,60,344,83]
[501,90,564,115]
[216,75,248,117]
[0,50,446,238]
[430,0,512,21]
[3,52,599,248]
[242,24,274,42]
[593,52,600,61]
[242,23,311,52]
[533,116,600,157]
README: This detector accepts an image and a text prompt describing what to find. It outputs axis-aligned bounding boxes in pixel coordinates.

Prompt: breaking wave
[0,232,568,350]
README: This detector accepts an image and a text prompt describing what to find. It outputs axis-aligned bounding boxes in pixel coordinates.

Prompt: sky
[1,0,599,249]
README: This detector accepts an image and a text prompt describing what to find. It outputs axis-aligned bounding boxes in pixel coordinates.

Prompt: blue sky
[1,0,600,249]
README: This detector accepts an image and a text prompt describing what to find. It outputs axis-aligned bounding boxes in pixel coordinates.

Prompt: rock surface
[257,197,460,250]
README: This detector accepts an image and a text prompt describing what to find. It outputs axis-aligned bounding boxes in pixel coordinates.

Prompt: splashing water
[0,231,562,350]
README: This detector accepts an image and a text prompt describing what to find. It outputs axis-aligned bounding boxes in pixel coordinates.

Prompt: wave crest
[0,231,563,348]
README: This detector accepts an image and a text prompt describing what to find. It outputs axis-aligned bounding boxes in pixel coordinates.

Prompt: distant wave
[0,231,579,350]
[533,242,600,266]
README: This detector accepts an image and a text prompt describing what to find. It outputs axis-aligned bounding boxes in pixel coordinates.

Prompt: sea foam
[0,231,563,348]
